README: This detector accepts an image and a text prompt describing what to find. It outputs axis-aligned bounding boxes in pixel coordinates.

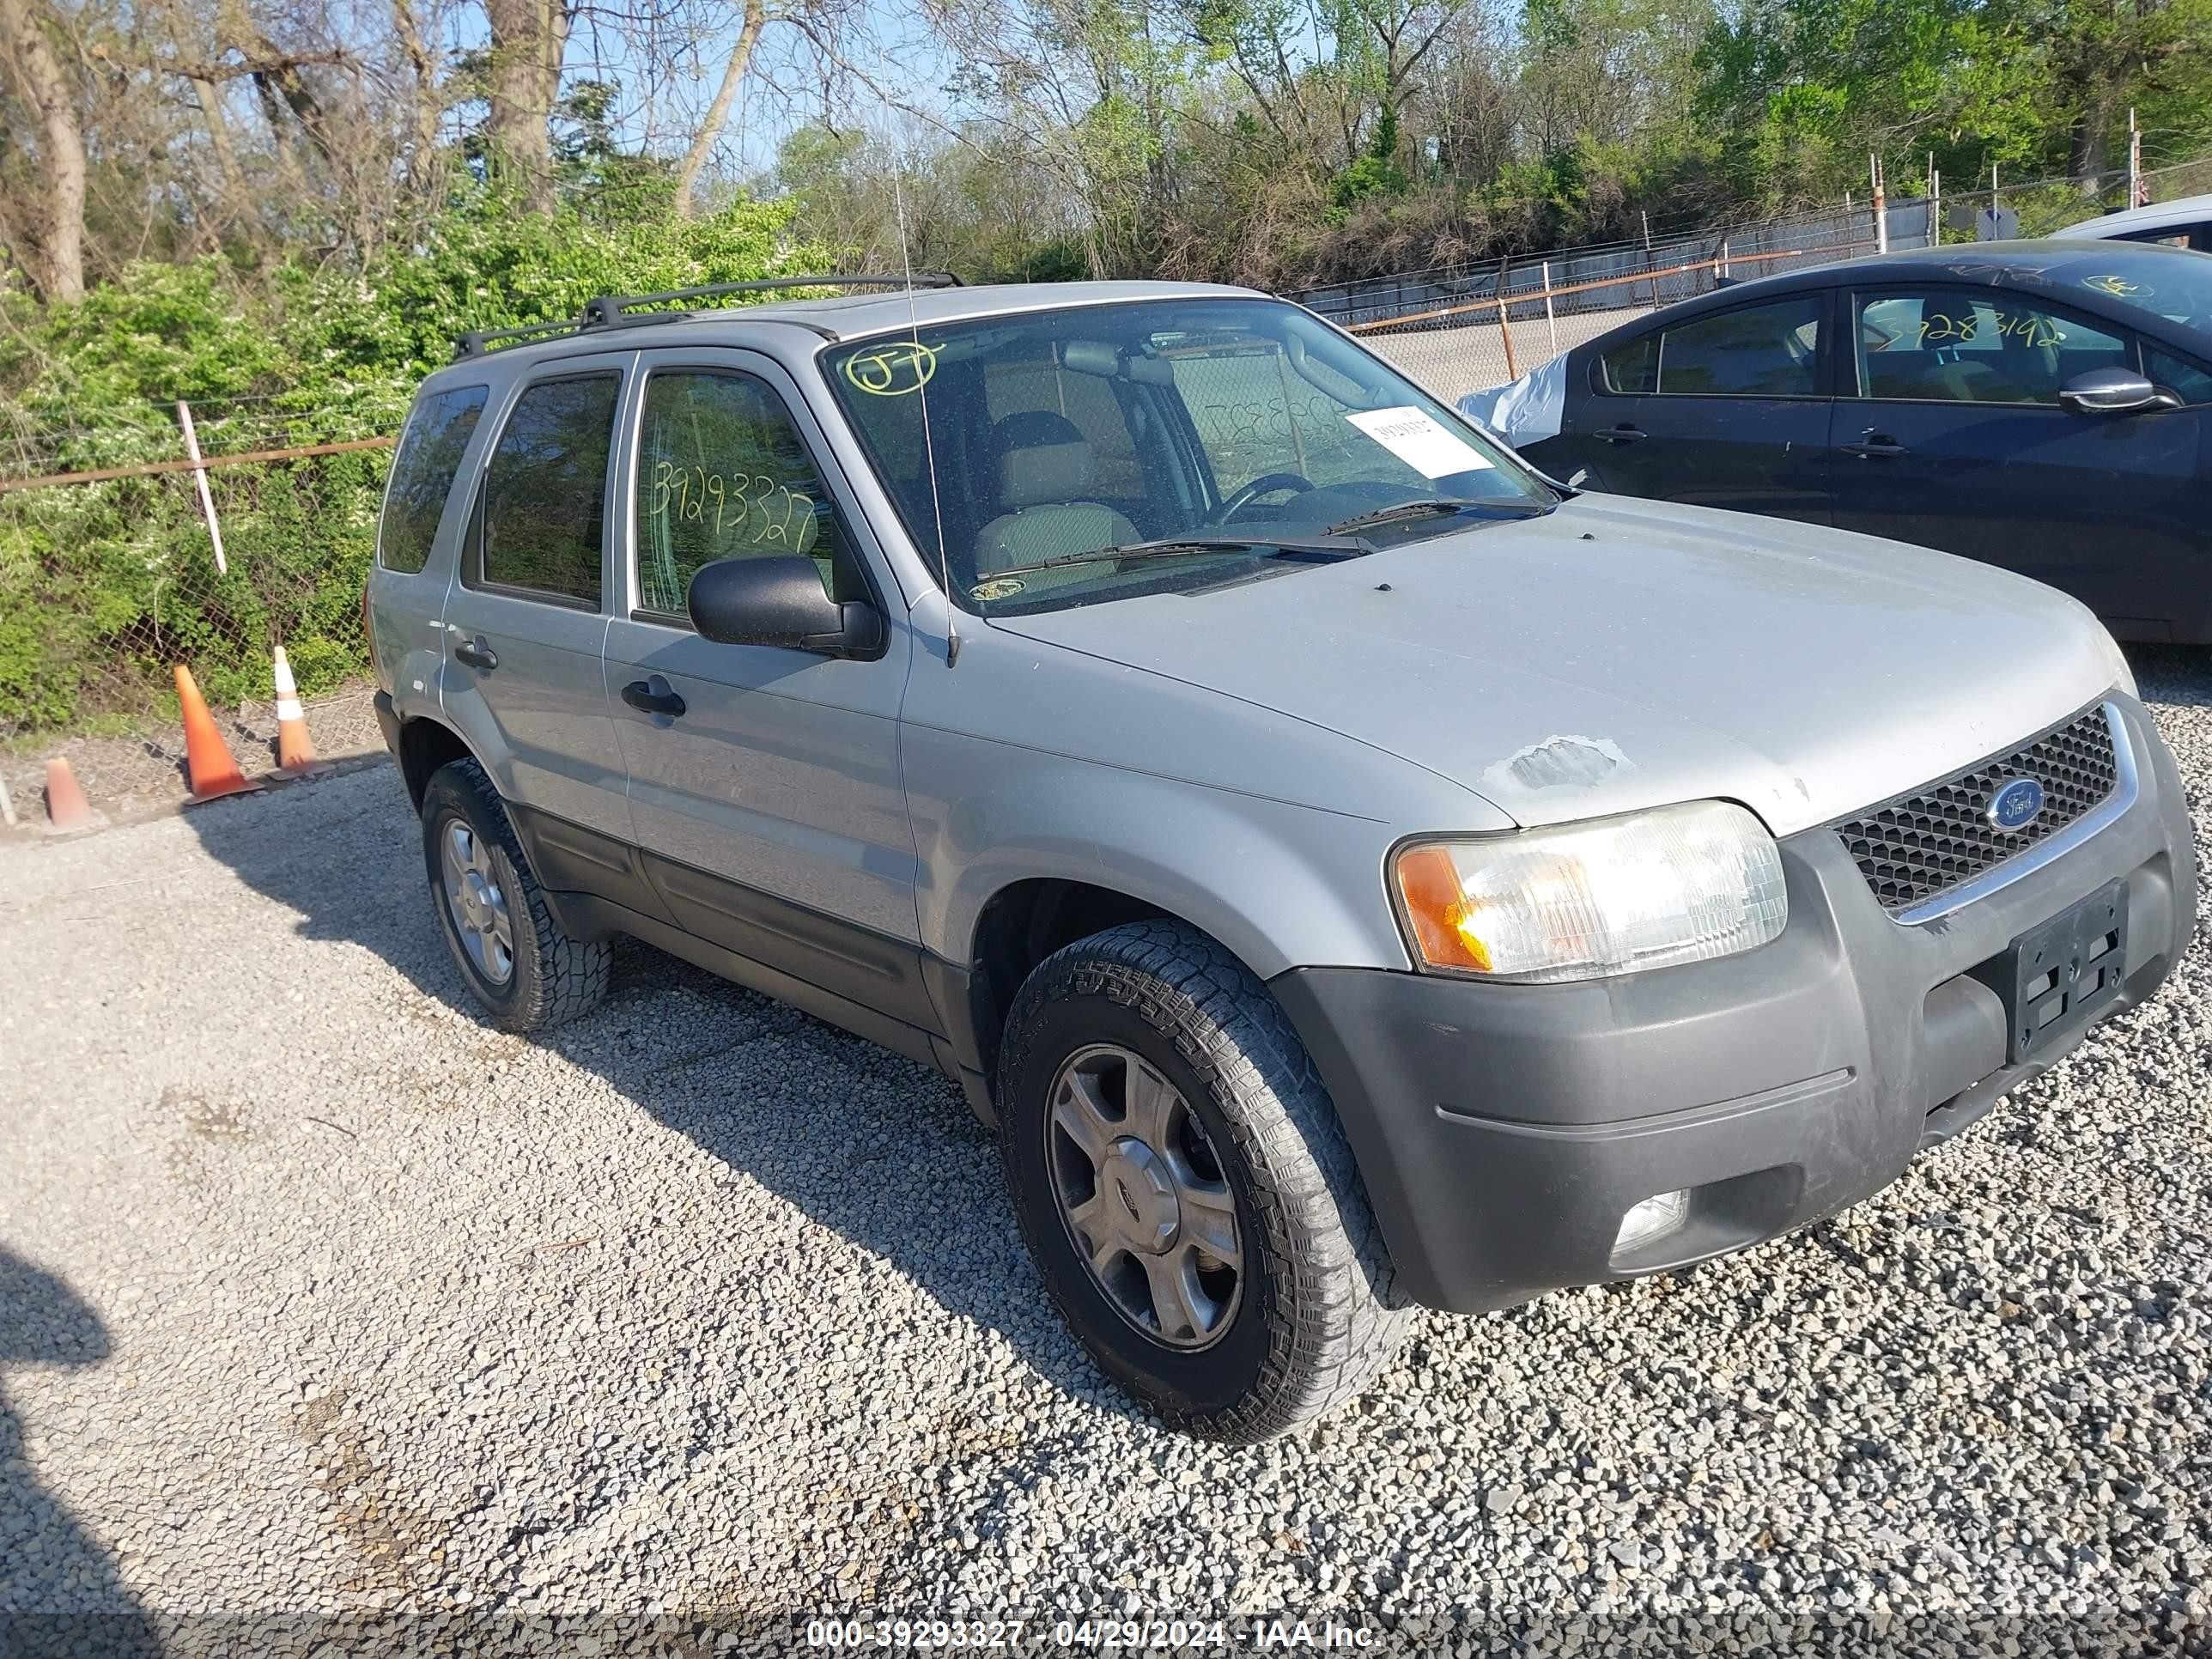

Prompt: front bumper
[1271,694,2197,1314]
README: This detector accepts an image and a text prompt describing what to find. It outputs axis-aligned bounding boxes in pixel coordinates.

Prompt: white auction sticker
[1344,405,1494,477]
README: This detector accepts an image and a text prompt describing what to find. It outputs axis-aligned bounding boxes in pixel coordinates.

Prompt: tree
[0,0,86,300]
[484,0,568,210]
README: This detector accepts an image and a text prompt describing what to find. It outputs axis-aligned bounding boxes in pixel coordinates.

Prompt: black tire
[996,920,1410,1441]
[420,757,610,1031]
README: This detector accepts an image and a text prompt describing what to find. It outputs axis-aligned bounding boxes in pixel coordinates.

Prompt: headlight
[1390,800,1788,982]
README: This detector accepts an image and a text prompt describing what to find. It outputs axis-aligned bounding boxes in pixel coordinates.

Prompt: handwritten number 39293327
[648,460,817,552]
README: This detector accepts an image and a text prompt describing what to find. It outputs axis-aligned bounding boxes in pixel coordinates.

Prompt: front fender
[905,730,1417,981]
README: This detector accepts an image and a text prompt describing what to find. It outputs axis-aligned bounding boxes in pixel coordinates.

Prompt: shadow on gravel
[185,764,1134,1431]
[0,1249,162,1656]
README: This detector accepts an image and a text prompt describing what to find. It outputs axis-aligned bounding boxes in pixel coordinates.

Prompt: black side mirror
[2058,367,2183,416]
[687,556,884,658]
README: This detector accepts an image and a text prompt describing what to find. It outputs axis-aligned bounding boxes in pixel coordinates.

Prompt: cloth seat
[973,412,1137,575]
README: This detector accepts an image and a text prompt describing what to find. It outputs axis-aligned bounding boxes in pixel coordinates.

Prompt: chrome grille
[1836,706,2120,915]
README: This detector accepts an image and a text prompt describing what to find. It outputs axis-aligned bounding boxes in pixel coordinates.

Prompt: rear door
[1827,283,2199,634]
[440,354,636,847]
[1568,292,1835,525]
[599,349,931,1027]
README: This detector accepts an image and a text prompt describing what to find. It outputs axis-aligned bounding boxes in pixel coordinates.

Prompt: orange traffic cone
[44,757,92,830]
[270,645,324,775]
[173,663,261,804]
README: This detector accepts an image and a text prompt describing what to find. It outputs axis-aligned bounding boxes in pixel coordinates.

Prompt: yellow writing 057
[648,460,818,553]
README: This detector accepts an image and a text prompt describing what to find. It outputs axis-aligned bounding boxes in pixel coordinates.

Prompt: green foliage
[0,188,817,732]
[1332,107,1412,210]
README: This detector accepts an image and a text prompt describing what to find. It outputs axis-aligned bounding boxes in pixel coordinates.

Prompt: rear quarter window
[378,385,488,574]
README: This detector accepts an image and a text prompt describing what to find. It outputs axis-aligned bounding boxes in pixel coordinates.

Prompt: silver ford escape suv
[368,276,2197,1442]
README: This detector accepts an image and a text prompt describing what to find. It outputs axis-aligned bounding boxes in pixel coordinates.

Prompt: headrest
[994,410,1096,509]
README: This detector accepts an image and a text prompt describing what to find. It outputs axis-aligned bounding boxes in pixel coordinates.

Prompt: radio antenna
[893,160,958,667]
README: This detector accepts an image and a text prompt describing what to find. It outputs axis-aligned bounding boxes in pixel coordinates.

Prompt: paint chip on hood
[1487,734,1633,793]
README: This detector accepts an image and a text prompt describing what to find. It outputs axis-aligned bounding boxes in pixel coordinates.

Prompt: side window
[473,373,619,605]
[982,349,1145,499]
[1654,297,1822,397]
[1598,334,1656,394]
[2146,345,2212,406]
[635,370,846,616]
[1852,289,2130,405]
[378,385,487,574]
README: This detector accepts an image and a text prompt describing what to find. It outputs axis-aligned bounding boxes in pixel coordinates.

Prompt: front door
[439,356,635,845]
[1574,291,1835,525]
[1828,284,2200,635]
[600,349,928,1024]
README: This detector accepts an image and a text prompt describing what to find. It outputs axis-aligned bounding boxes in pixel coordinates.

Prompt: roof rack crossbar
[452,273,962,362]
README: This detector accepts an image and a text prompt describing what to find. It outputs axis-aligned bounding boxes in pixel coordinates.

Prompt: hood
[988,495,2127,837]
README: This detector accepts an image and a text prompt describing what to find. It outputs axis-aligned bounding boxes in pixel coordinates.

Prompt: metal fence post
[1541,259,1558,358]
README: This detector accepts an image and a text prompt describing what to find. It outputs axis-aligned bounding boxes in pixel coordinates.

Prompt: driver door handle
[452,635,497,672]
[1843,434,1910,459]
[621,676,687,719]
[1598,425,1647,445]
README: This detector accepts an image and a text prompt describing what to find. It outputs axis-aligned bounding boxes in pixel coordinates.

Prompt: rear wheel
[996,921,1409,1441]
[420,757,610,1031]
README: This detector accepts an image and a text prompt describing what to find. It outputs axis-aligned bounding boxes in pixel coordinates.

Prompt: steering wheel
[1208,471,1315,526]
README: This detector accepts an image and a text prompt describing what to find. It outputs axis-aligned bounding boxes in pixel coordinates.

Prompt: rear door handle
[1842,436,1910,458]
[1599,425,1648,445]
[452,635,497,671]
[621,676,687,719]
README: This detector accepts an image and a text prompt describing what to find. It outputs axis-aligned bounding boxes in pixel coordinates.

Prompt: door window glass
[379,385,487,574]
[1853,291,2130,404]
[476,374,618,604]
[2146,345,2212,406]
[1654,297,1821,397]
[635,371,844,616]
[1598,334,1657,394]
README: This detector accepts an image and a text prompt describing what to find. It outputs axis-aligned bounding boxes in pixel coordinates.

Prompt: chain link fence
[1334,197,1932,404]
[0,397,403,827]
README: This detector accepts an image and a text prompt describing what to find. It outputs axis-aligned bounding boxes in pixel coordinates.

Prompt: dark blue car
[1460,240,2212,642]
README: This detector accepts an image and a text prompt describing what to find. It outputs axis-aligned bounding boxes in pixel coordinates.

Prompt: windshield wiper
[977,533,1367,583]
[1325,497,1553,537]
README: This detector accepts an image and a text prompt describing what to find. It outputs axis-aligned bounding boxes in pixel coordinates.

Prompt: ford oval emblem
[1988,776,2045,832]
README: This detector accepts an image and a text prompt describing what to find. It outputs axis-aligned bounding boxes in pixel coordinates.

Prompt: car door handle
[1598,425,1648,444]
[1842,437,1910,458]
[621,677,687,719]
[452,635,497,672]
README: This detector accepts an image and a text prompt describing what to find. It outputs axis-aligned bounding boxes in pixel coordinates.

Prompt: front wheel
[996,921,1409,1440]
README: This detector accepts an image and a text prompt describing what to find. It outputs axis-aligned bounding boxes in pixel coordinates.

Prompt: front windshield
[823,297,1553,614]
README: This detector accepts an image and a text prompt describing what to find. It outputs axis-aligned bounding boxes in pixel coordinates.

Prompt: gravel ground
[3,653,2210,1657]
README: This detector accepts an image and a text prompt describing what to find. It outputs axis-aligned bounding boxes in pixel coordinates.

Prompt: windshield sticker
[842,343,938,397]
[2081,273,2148,299]
[971,576,1027,600]
[1344,406,1493,478]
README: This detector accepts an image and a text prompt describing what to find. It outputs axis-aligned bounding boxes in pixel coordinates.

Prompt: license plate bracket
[1989,880,2129,1066]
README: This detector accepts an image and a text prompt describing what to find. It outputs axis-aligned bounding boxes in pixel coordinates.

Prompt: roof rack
[452,273,963,361]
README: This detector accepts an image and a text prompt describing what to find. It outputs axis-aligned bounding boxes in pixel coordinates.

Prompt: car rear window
[378,385,487,574]
[472,373,619,605]
[1656,297,1822,397]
